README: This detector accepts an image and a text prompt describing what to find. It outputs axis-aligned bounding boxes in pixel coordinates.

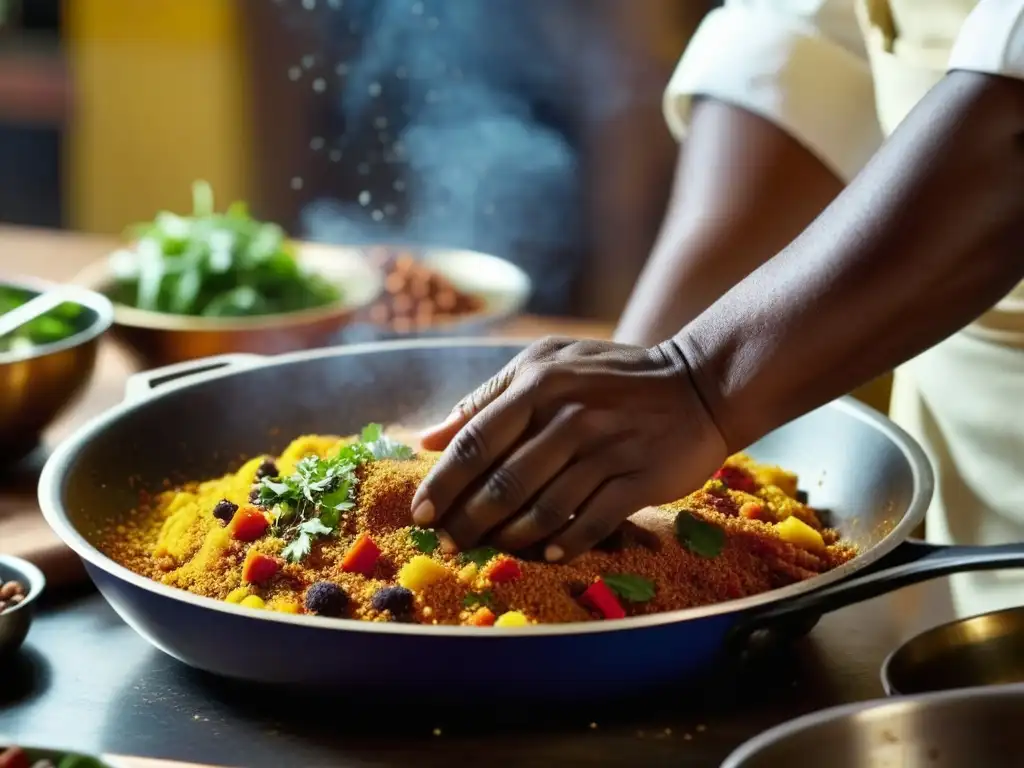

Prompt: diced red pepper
[242,550,280,584]
[713,466,758,494]
[485,557,522,584]
[466,607,496,627]
[341,532,381,576]
[740,501,767,521]
[0,747,30,768]
[228,506,269,542]
[579,578,626,620]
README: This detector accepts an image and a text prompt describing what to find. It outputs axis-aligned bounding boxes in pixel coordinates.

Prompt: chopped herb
[459,547,500,568]
[462,590,495,609]
[674,511,726,558]
[361,423,415,460]
[410,527,440,554]
[258,426,413,562]
[602,573,656,603]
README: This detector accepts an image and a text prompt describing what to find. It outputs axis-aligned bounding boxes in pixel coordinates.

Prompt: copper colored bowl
[73,242,384,370]
[0,277,113,463]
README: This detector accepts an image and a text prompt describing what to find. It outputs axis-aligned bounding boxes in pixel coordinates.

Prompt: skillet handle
[124,354,264,403]
[729,538,1024,650]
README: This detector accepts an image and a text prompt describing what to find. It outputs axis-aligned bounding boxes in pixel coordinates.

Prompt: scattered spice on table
[97,426,856,626]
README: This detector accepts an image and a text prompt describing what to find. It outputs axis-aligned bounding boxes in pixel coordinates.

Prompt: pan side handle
[123,354,264,403]
[728,539,1024,651]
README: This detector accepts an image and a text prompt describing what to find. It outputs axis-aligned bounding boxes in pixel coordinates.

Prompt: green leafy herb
[361,423,415,460]
[107,179,342,318]
[258,426,413,562]
[674,511,726,558]
[462,590,495,609]
[57,757,108,768]
[459,547,500,568]
[602,573,656,603]
[410,527,440,554]
[0,285,83,354]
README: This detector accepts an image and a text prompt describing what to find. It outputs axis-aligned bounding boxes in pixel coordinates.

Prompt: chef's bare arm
[678,69,1024,453]
[615,0,881,347]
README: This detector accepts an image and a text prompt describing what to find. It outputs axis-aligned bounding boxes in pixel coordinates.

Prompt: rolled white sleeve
[948,0,1024,80]
[663,0,882,183]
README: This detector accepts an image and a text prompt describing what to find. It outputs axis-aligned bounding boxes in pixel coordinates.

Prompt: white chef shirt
[663,0,1024,183]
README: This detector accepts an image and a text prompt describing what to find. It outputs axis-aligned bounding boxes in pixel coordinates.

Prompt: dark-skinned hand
[410,337,729,563]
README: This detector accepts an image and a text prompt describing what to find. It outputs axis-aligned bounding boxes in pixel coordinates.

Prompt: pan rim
[38,337,935,639]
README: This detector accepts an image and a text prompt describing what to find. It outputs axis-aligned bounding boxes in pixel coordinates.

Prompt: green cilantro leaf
[462,590,495,609]
[281,531,313,563]
[459,547,500,568]
[299,518,333,537]
[602,573,656,603]
[360,423,414,460]
[674,511,726,558]
[410,527,440,554]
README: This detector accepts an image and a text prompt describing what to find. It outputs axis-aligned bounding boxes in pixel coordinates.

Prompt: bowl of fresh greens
[0,744,113,768]
[0,278,113,463]
[74,181,384,369]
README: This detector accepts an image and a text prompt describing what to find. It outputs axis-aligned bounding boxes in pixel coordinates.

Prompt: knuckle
[482,466,526,509]
[529,498,571,531]
[449,423,487,466]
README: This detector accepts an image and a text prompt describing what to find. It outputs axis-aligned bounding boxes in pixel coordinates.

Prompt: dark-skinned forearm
[678,71,1024,453]
[614,99,843,347]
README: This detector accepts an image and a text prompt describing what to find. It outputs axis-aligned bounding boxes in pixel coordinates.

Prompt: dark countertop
[0,581,957,767]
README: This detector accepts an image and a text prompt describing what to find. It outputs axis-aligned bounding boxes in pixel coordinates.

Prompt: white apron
[858,0,1024,617]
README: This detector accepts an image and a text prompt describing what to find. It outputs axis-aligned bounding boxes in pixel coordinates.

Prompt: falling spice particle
[664,728,673,736]
[589,723,598,730]
[684,734,693,741]
[696,724,706,733]
[432,728,442,737]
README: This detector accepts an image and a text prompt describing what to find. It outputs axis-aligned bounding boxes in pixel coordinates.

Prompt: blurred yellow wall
[65,0,250,234]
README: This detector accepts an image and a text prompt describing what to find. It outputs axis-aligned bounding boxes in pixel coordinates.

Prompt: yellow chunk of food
[268,597,301,614]
[225,587,250,604]
[457,563,478,585]
[277,435,345,475]
[398,555,451,592]
[775,516,826,552]
[494,611,529,628]
[240,594,266,609]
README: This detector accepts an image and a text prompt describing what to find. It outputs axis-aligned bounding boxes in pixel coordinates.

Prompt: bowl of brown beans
[358,246,532,337]
[0,555,45,659]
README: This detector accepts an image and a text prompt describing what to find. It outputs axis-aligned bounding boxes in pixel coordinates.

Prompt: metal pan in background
[882,606,1024,696]
[34,340,1024,696]
[721,684,1024,768]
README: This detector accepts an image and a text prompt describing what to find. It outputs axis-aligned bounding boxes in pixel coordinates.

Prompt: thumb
[419,362,518,451]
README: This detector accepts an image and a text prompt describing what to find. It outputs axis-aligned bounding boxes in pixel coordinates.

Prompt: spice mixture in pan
[99,426,856,626]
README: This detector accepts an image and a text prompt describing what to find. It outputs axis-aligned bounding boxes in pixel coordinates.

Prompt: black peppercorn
[212,499,238,524]
[255,459,278,480]
[304,581,350,617]
[370,585,414,617]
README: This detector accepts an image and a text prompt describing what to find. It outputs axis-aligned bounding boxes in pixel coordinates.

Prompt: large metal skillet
[35,340,1024,697]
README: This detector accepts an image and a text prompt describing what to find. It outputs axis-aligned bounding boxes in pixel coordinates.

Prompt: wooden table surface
[0,225,957,768]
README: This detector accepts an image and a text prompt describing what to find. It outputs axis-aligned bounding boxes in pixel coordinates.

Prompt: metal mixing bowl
[73,242,384,370]
[0,278,113,463]
[0,554,46,659]
[722,685,1024,767]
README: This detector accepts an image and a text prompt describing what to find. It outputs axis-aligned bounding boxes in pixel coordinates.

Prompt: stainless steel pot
[34,340,1024,695]
[722,685,1024,767]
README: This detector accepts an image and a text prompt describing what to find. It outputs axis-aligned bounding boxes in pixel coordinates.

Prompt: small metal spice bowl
[0,555,46,659]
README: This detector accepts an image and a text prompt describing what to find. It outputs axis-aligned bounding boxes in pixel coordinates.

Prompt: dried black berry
[249,486,261,504]
[304,581,350,617]
[371,585,414,616]
[796,490,809,504]
[212,499,238,524]
[255,459,278,480]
